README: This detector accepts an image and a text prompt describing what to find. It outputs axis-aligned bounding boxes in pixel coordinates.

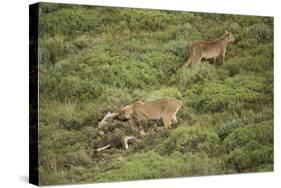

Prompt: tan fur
[119,98,182,129]
[184,31,235,67]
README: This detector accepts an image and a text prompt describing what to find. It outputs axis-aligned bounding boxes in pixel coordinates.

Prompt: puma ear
[225,30,229,34]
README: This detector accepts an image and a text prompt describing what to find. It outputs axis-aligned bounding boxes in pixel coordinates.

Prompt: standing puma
[184,31,235,67]
[119,98,182,130]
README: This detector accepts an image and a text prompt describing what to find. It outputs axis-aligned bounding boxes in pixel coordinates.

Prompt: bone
[94,144,111,152]
[140,129,146,137]
[124,136,136,150]
[98,112,119,128]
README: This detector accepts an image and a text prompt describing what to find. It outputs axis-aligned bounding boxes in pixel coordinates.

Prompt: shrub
[178,153,222,176]
[96,87,134,110]
[39,3,69,14]
[39,100,80,125]
[193,80,262,113]
[59,119,83,131]
[170,22,202,53]
[224,74,265,92]
[222,55,271,75]
[94,151,221,182]
[73,35,93,49]
[223,121,273,172]
[223,145,273,173]
[133,127,171,151]
[194,114,214,128]
[88,58,160,89]
[221,59,241,77]
[56,75,104,101]
[38,35,75,64]
[223,120,273,151]
[140,50,182,82]
[170,63,219,85]
[228,22,241,33]
[39,7,100,36]
[159,126,221,157]
[236,38,258,49]
[165,40,187,58]
[142,87,182,101]
[248,43,273,64]
[65,150,93,166]
[39,128,89,173]
[217,108,273,140]
[120,9,172,32]
[48,130,87,152]
[39,169,68,185]
[249,23,273,42]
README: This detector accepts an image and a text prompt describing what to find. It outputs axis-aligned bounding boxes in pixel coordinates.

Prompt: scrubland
[37,3,273,185]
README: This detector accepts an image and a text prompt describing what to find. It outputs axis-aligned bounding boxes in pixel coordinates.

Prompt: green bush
[165,40,187,58]
[132,127,171,151]
[142,87,183,101]
[217,108,273,140]
[39,101,80,125]
[228,22,241,33]
[39,169,68,185]
[236,38,258,49]
[222,55,271,75]
[40,73,104,101]
[73,35,93,49]
[39,35,76,64]
[248,43,273,64]
[120,9,172,32]
[98,87,133,106]
[39,7,100,36]
[224,121,273,151]
[224,74,266,93]
[65,150,93,166]
[193,79,262,113]
[39,3,70,14]
[170,63,219,85]
[95,151,221,182]
[39,129,88,171]
[159,126,221,157]
[249,23,273,42]
[166,23,201,59]
[223,121,273,172]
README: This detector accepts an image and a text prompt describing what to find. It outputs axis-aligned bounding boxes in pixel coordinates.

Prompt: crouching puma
[184,31,235,67]
[119,98,182,130]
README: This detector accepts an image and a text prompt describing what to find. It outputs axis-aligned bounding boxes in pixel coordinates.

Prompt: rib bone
[98,112,119,128]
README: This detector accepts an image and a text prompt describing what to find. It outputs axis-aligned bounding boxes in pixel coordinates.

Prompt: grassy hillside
[37,3,273,185]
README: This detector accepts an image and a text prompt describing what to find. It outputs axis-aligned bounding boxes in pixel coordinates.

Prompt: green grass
[37,3,273,185]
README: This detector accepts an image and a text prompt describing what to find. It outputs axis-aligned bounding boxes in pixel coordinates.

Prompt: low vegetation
[38,3,273,185]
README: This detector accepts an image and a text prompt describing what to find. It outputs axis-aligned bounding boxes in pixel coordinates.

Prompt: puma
[119,98,182,129]
[184,31,235,67]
